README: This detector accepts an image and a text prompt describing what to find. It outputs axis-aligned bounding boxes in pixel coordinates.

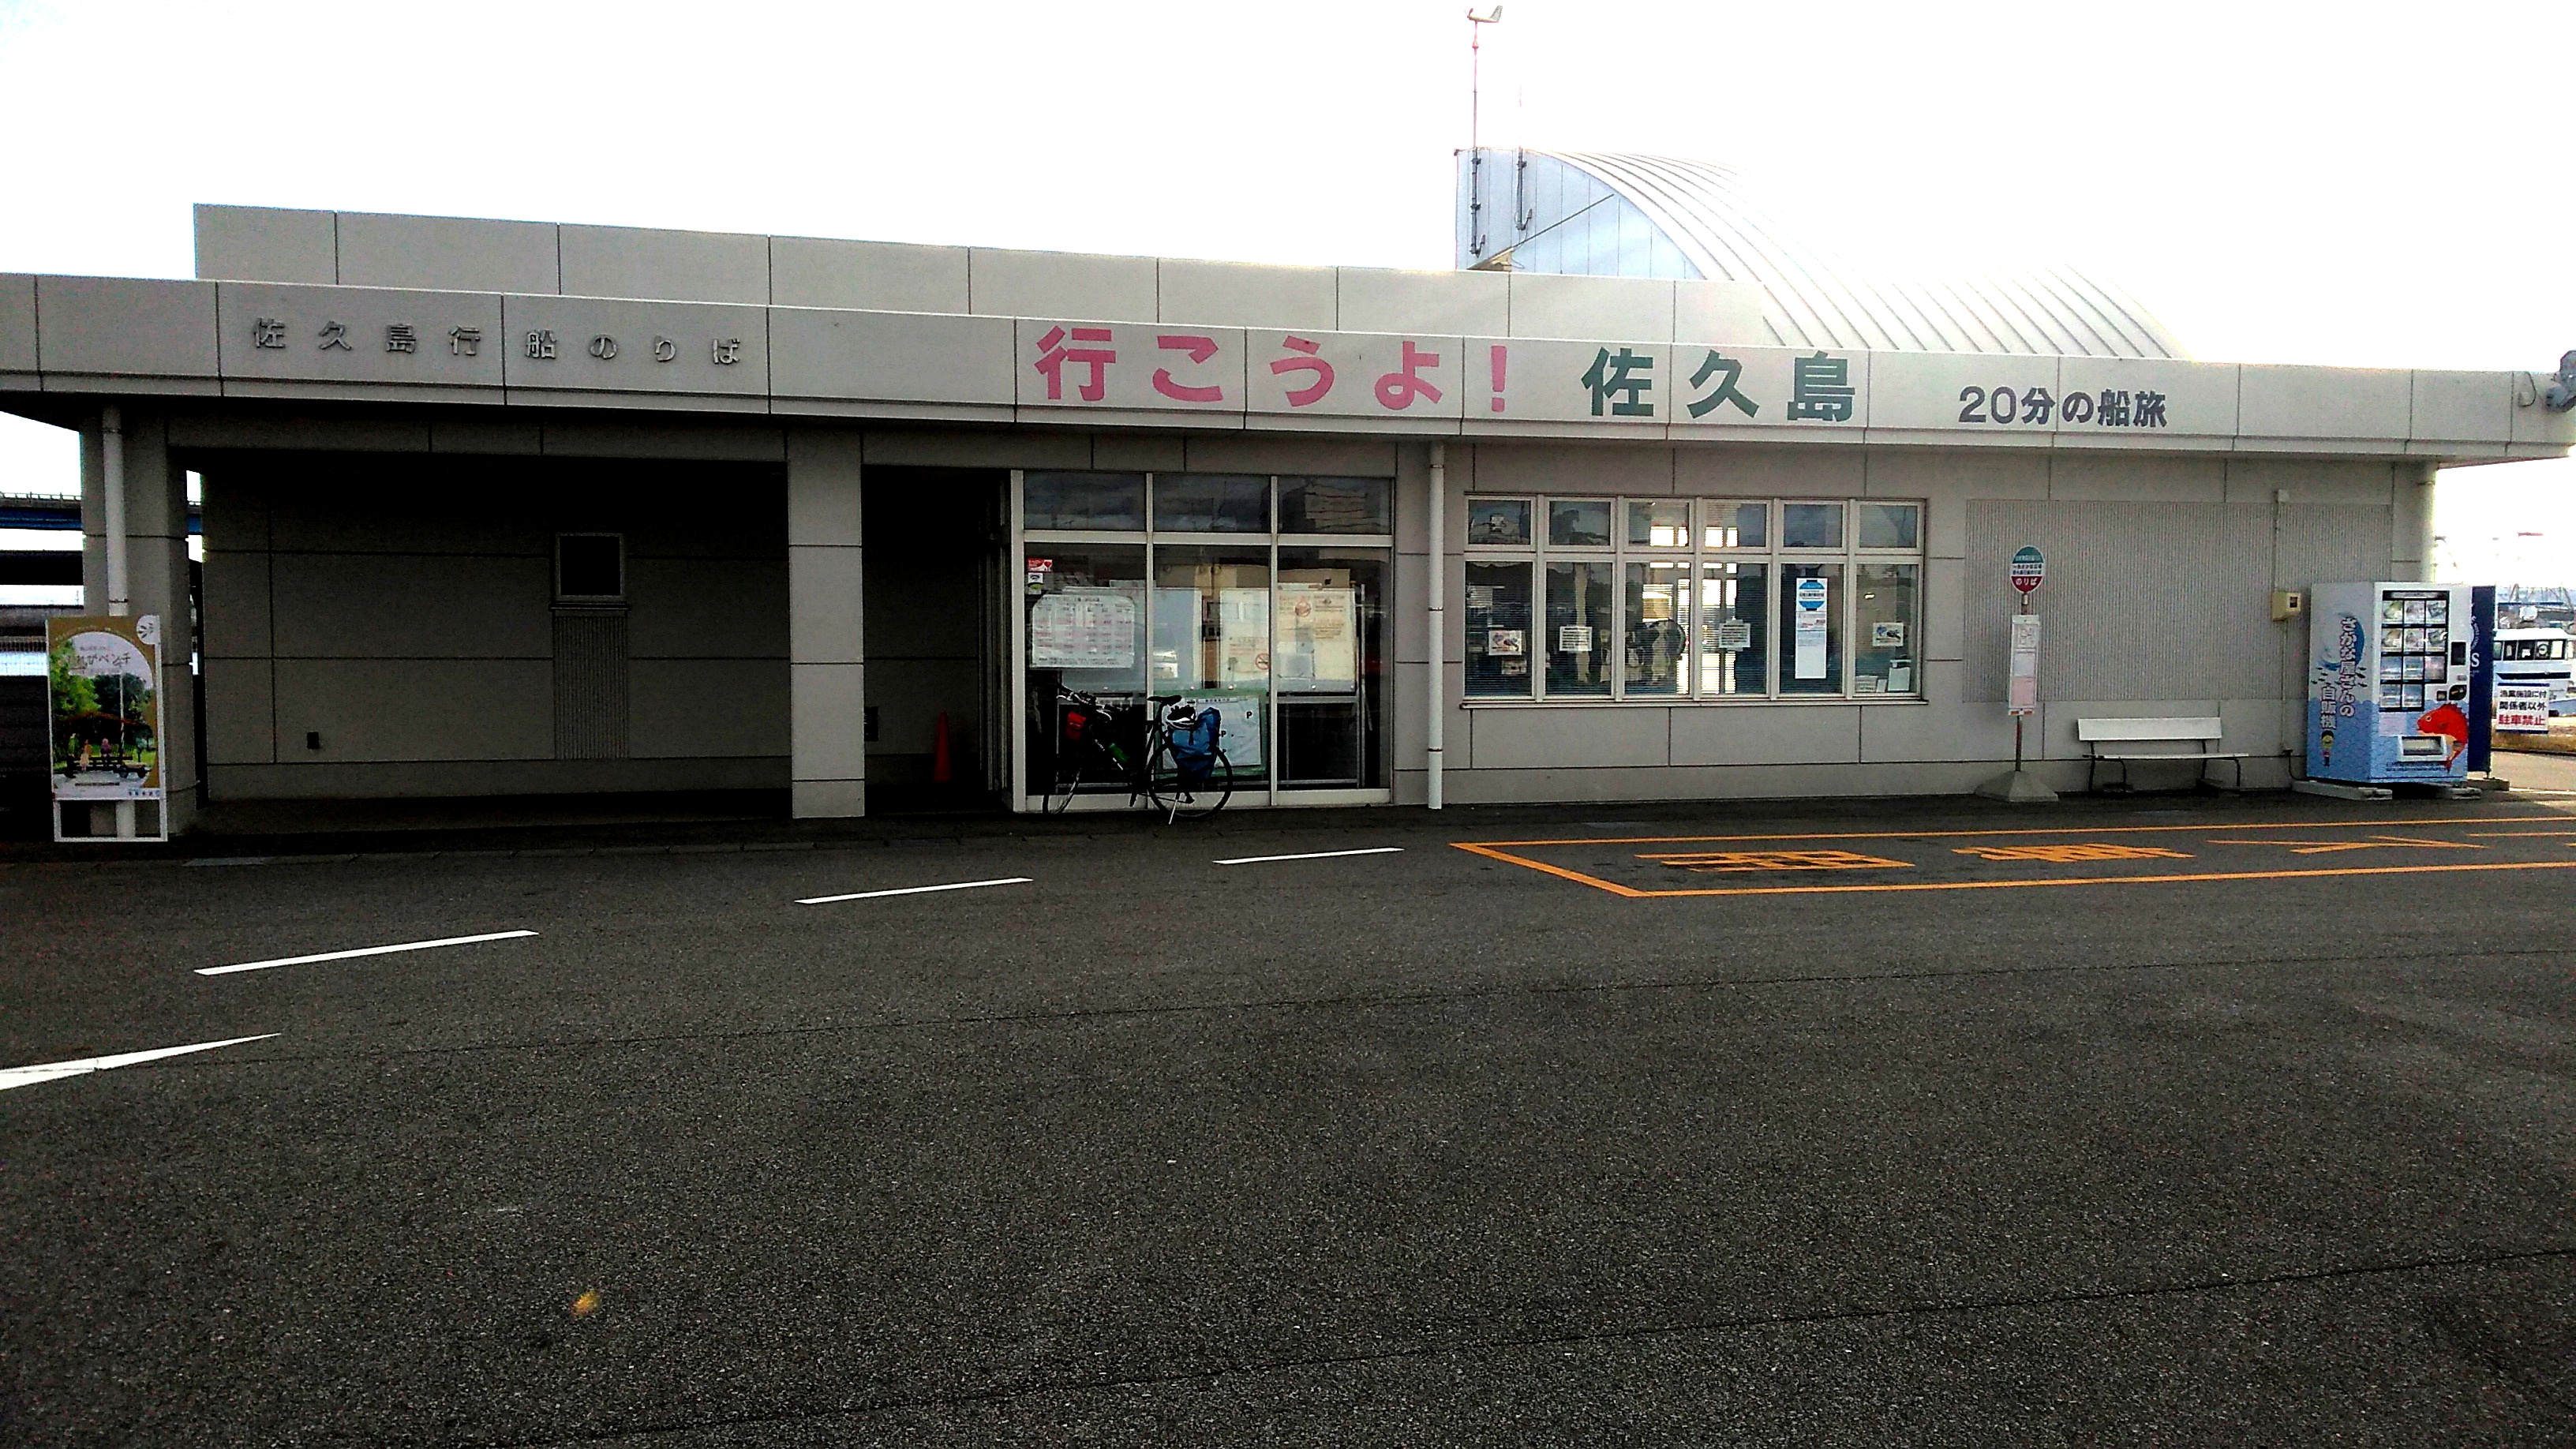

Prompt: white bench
[2076,716,2251,792]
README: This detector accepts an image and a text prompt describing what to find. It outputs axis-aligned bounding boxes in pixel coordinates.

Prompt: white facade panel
[1335,266,1508,337]
[1672,279,1769,345]
[36,275,221,383]
[2239,363,2411,443]
[0,272,35,381]
[972,248,1156,322]
[1507,271,1676,341]
[337,211,559,295]
[770,308,1013,406]
[2407,369,2510,446]
[1157,258,1338,330]
[771,236,969,313]
[559,223,771,305]
[194,204,337,285]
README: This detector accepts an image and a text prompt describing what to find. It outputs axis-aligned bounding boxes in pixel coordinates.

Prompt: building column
[2394,461,2438,582]
[78,406,198,832]
[788,429,866,818]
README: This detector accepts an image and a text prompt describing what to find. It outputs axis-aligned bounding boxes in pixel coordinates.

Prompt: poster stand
[44,613,171,844]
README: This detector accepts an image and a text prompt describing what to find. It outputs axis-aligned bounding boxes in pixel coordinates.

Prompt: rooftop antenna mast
[1467,6,1503,260]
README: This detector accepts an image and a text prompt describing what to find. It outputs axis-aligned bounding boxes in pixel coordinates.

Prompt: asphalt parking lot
[5,788,2574,1446]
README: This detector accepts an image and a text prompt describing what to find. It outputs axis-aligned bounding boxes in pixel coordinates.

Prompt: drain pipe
[1426,442,1445,811]
[101,405,129,616]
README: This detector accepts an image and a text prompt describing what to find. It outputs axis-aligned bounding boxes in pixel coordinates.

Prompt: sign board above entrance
[3,273,2567,460]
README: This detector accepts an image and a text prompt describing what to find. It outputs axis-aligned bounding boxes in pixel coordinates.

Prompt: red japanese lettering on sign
[1270,335,1334,407]
[1375,341,1444,410]
[1033,326,1115,402]
[1152,334,1225,404]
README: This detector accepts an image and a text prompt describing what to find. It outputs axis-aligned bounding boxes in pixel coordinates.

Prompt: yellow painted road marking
[1448,844,2576,900]
[2207,834,2481,856]
[1466,814,2562,850]
[1641,848,1912,873]
[1953,843,2194,863]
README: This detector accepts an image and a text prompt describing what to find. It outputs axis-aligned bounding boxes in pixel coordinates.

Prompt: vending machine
[2306,582,2477,784]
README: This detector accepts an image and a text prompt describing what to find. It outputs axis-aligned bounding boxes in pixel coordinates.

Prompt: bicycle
[1048,691,1233,822]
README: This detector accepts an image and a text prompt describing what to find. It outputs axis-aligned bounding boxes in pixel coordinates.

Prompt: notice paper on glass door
[1794,576,1829,680]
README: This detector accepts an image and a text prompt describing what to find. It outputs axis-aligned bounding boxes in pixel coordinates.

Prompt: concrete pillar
[787,428,866,818]
[78,406,198,832]
[2394,461,2439,582]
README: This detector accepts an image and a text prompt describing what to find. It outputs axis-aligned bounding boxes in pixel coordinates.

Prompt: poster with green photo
[47,614,164,803]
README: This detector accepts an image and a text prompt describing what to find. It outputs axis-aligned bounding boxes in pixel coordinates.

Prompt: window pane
[1623,561,1687,695]
[1279,476,1391,534]
[1024,542,1148,794]
[1278,546,1387,788]
[1858,501,1920,549]
[1464,561,1534,698]
[1782,502,1844,549]
[1780,564,1844,693]
[1152,545,1270,784]
[1626,499,1690,549]
[1548,499,1612,548]
[1694,560,1769,696]
[1701,500,1767,549]
[1151,474,1267,532]
[1545,560,1615,696]
[1854,563,1919,696]
[1024,471,1144,531]
[1466,497,1530,546]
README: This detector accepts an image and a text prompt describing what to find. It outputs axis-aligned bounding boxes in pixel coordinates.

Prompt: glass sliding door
[1023,541,1148,796]
[1152,544,1270,791]
[1276,546,1387,789]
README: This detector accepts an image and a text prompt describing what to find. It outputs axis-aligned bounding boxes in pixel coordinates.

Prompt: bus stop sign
[2010,545,2046,594]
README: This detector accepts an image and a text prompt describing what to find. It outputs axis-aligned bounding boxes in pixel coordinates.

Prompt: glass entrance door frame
[1008,469,1395,814]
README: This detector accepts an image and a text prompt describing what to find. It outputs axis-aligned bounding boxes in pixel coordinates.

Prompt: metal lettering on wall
[226,300,760,386]
[167,286,2336,437]
[1960,382,2168,430]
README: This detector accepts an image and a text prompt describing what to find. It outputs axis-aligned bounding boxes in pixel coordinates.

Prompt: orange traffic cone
[931,710,953,784]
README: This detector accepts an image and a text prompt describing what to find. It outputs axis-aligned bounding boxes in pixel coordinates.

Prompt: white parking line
[1214,847,1405,866]
[197,930,538,976]
[796,877,1033,905]
[0,1034,279,1092]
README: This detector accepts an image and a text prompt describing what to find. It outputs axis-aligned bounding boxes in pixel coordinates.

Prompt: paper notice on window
[1219,588,1270,689]
[1030,588,1138,668]
[1793,576,1829,680]
[1714,620,1753,652]
[1558,623,1594,654]
[1275,583,1355,693]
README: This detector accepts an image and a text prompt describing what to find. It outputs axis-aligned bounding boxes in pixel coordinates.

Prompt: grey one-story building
[5,168,2570,831]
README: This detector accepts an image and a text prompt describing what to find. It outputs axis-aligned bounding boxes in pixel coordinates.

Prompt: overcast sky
[2,0,2569,582]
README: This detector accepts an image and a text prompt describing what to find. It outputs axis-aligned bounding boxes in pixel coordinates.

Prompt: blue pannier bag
[1169,706,1220,784]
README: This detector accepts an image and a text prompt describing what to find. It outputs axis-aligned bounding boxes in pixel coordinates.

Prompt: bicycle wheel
[1046,741,1096,814]
[1148,743,1232,822]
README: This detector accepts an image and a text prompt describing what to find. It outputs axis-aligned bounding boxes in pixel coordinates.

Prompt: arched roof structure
[1459,150,2187,359]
